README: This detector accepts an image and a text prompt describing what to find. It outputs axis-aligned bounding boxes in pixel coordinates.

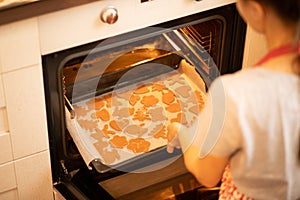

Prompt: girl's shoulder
[219,67,299,89]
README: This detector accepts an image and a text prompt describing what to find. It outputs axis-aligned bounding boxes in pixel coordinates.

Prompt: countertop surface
[0,0,98,25]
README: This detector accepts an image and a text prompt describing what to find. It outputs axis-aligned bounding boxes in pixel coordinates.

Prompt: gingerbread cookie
[167,75,186,86]
[73,105,89,117]
[95,108,110,121]
[112,107,134,118]
[116,89,132,100]
[152,84,166,92]
[86,97,105,110]
[127,138,151,153]
[189,105,200,115]
[149,107,166,122]
[94,141,120,164]
[175,85,192,98]
[109,135,128,149]
[129,95,140,106]
[91,129,108,144]
[162,90,176,105]
[134,85,149,94]
[133,107,151,121]
[102,124,116,138]
[141,95,159,107]
[104,94,112,107]
[77,119,98,131]
[109,120,122,131]
[150,124,167,139]
[171,112,187,124]
[124,125,148,136]
[166,102,181,113]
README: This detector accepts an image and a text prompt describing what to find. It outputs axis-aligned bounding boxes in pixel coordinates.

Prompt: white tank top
[199,68,300,199]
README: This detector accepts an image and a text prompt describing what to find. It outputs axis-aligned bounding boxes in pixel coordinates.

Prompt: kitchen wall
[0,18,53,200]
[242,26,267,68]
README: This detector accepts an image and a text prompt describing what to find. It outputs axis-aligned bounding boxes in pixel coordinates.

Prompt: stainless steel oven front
[42,2,246,200]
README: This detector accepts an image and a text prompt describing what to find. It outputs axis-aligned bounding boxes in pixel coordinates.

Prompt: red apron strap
[255,42,299,67]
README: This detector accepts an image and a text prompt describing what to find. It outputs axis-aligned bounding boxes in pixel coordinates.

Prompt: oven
[42,2,246,200]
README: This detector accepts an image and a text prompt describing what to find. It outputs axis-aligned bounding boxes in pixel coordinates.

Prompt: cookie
[134,85,149,94]
[189,105,200,115]
[86,97,105,110]
[162,90,175,105]
[112,107,134,118]
[124,125,148,136]
[166,102,181,113]
[109,120,122,131]
[95,108,110,121]
[152,84,166,92]
[116,89,132,100]
[77,119,97,131]
[109,135,128,148]
[102,124,116,138]
[149,107,166,122]
[167,75,186,86]
[127,138,151,153]
[129,95,140,106]
[104,94,112,107]
[133,107,151,121]
[94,141,121,164]
[170,112,187,124]
[175,85,191,98]
[141,95,159,107]
[73,105,89,117]
[90,129,108,144]
[114,119,129,129]
[150,124,167,139]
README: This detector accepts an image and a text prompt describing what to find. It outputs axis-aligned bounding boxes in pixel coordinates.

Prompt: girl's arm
[182,143,228,187]
[168,122,229,187]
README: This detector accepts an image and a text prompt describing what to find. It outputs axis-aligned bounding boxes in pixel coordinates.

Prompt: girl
[167,0,300,199]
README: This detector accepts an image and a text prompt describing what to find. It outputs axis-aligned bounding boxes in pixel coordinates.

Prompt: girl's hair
[251,0,300,161]
[251,0,300,64]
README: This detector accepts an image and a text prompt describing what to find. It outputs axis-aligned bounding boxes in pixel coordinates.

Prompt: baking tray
[65,57,206,173]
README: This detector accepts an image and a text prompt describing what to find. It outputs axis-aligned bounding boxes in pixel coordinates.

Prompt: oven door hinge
[60,160,70,177]
[60,160,80,180]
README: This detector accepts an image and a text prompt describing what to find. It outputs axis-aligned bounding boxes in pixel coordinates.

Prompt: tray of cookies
[65,57,206,173]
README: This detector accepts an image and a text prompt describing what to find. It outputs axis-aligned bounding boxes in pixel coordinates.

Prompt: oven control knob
[100,6,118,24]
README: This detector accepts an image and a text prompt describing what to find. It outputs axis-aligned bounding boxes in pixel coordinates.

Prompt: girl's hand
[167,122,182,153]
[167,120,200,153]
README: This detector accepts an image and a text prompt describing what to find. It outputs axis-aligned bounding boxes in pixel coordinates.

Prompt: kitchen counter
[0,0,98,25]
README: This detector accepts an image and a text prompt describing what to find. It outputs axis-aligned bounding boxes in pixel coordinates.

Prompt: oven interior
[42,4,246,200]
